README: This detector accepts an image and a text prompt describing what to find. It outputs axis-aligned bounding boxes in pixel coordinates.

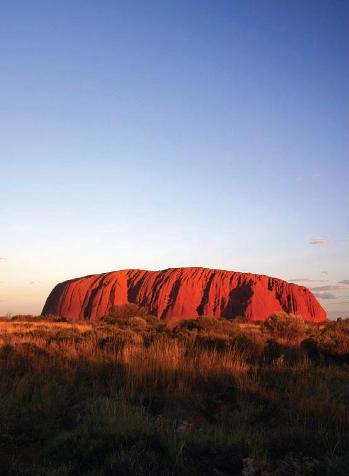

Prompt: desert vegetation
[0,310,348,475]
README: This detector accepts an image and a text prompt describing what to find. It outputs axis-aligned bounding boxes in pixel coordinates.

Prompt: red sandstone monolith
[42,267,326,322]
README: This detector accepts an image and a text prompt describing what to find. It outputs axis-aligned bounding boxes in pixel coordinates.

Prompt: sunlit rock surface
[42,267,327,322]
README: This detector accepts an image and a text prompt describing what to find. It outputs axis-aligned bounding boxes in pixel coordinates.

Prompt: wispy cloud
[0,257,7,261]
[29,280,41,285]
[289,278,328,283]
[313,291,337,300]
[310,237,328,245]
[311,285,346,292]
[311,284,347,300]
[338,280,349,285]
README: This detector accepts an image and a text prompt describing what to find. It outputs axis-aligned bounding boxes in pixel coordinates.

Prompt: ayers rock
[42,267,326,322]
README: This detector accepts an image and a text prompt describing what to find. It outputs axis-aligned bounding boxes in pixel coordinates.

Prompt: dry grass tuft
[0,315,348,475]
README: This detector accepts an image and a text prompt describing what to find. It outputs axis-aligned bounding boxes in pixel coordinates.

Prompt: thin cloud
[310,237,328,245]
[289,278,328,283]
[29,280,41,285]
[311,285,346,292]
[318,296,349,303]
[338,280,349,285]
[311,285,347,301]
[313,291,337,300]
[0,257,7,261]
[321,271,328,275]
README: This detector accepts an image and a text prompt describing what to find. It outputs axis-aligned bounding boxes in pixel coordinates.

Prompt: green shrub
[98,329,143,350]
[106,303,149,320]
[310,320,349,363]
[176,317,235,335]
[233,331,266,359]
[264,312,306,343]
[127,316,148,331]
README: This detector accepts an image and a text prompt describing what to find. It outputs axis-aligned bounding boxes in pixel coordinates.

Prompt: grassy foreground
[0,312,348,475]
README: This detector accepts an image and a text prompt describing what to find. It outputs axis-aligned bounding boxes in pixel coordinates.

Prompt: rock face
[42,267,326,322]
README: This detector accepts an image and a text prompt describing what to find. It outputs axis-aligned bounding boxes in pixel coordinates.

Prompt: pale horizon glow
[1,0,348,319]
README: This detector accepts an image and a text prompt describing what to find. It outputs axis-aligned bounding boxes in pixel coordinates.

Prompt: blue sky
[1,0,348,318]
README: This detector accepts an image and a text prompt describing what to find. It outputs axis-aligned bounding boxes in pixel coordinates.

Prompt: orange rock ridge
[42,267,326,322]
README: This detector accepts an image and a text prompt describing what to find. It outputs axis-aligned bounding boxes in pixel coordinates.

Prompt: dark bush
[183,441,244,475]
[264,339,283,362]
[301,338,322,363]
